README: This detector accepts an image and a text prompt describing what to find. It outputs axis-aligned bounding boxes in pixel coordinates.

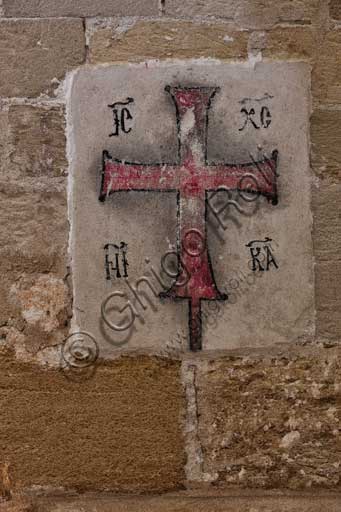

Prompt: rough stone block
[311,110,341,181]
[315,260,341,339]
[0,20,85,98]
[0,354,185,492]
[0,180,68,275]
[313,180,341,338]
[313,181,341,262]
[330,1,341,20]
[235,0,320,29]
[4,493,341,512]
[0,105,67,179]
[0,106,69,352]
[195,351,341,488]
[312,30,341,105]
[0,178,69,355]
[89,21,248,63]
[165,0,319,29]
[2,0,159,17]
[263,27,315,59]
[0,103,70,360]
[164,0,238,19]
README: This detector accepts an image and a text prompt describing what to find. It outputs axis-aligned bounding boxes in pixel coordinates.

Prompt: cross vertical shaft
[162,87,227,351]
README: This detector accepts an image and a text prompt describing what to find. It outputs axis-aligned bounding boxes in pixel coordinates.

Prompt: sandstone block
[165,0,238,19]
[311,110,341,181]
[0,355,185,492]
[0,177,69,355]
[2,0,158,17]
[5,492,341,512]
[195,352,341,488]
[0,102,69,354]
[89,21,248,63]
[263,27,315,59]
[166,0,319,29]
[0,20,85,98]
[330,1,341,20]
[0,180,68,276]
[235,0,320,29]
[312,180,341,338]
[312,30,341,105]
[313,181,341,262]
[0,105,67,179]
[315,260,341,339]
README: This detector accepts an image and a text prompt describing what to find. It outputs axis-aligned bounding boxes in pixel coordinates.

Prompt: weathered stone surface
[69,61,313,356]
[0,20,85,98]
[195,350,341,488]
[0,496,34,512]
[165,0,238,18]
[89,21,248,63]
[0,354,185,492]
[1,273,70,362]
[313,181,341,339]
[0,177,69,355]
[330,1,341,20]
[313,181,341,262]
[2,0,159,17]
[13,273,68,337]
[0,180,68,274]
[3,492,341,512]
[166,0,320,28]
[311,110,341,181]
[0,103,68,289]
[263,27,315,59]
[312,30,341,105]
[0,105,67,179]
[315,260,341,339]
[235,0,320,29]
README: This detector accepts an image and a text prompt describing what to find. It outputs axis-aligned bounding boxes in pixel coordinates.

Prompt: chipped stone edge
[65,68,80,338]
[58,55,310,76]
[305,63,317,340]
[307,63,317,340]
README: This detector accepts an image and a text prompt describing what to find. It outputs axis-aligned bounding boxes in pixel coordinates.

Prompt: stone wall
[1,1,341,511]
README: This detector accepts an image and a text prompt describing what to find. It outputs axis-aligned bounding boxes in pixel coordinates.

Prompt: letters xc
[100,86,278,351]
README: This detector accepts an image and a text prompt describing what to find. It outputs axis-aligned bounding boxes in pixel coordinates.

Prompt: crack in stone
[181,361,204,482]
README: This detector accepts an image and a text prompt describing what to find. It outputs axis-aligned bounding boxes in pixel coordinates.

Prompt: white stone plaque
[68,61,313,356]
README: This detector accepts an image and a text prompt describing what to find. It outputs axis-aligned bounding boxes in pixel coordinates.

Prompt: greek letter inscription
[238,95,273,131]
[104,242,129,279]
[239,106,272,131]
[108,98,134,137]
[261,106,272,128]
[246,237,279,272]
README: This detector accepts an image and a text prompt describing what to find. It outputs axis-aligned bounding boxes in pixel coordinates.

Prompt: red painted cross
[100,86,278,351]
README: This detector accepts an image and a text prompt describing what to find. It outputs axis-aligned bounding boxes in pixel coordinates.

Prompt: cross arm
[99,151,178,201]
[204,150,278,205]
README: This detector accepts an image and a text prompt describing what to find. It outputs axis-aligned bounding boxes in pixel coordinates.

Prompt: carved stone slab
[68,61,313,356]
